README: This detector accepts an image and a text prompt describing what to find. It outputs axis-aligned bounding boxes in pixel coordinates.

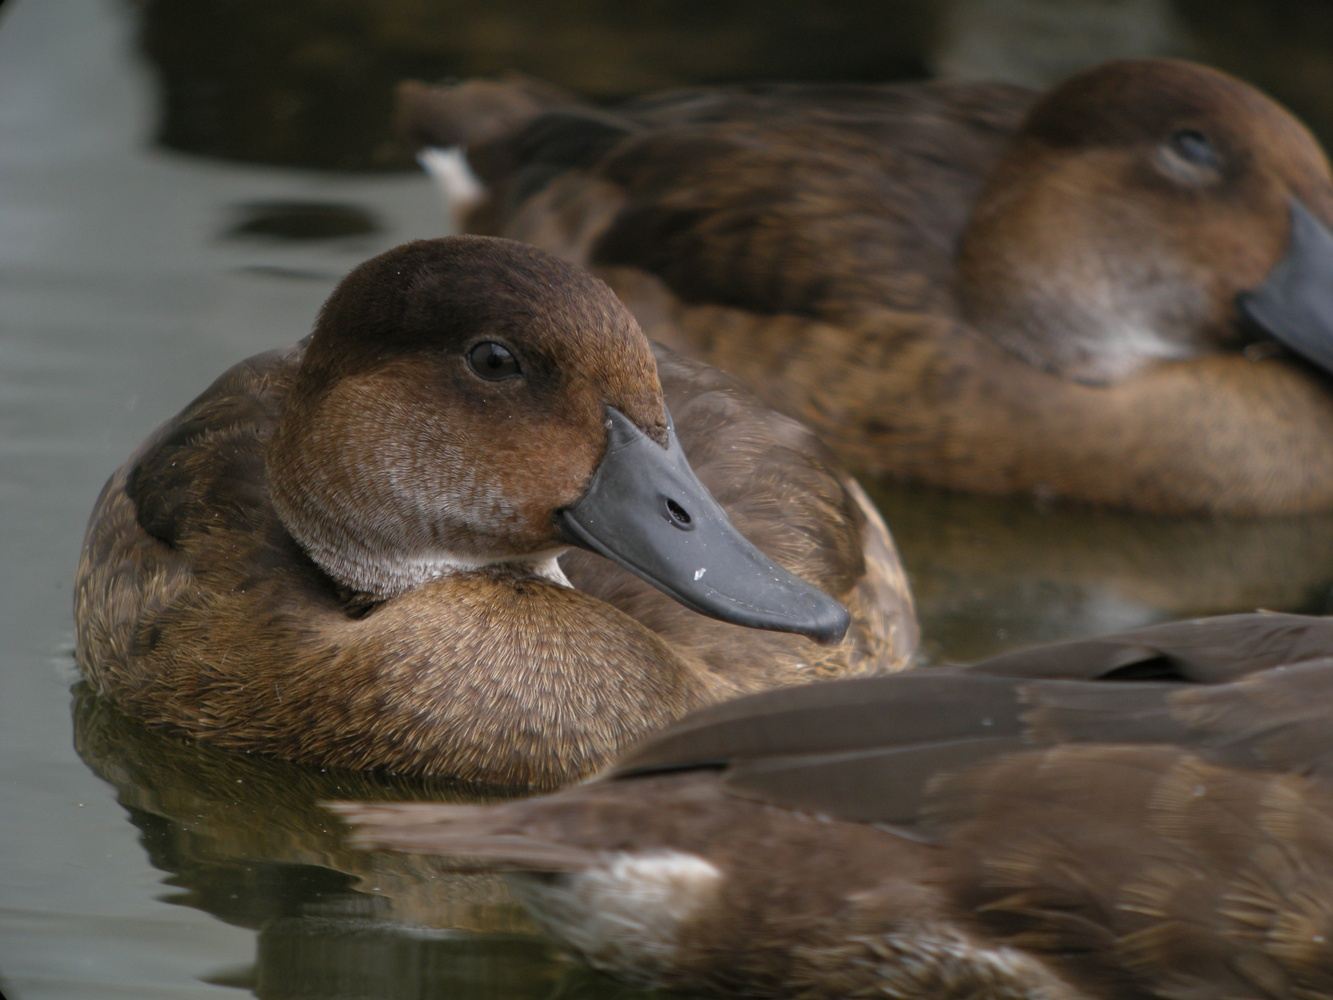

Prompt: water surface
[3,2,1331,998]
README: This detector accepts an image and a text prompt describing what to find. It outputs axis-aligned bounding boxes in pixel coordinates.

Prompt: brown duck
[398,58,1333,515]
[342,611,1333,998]
[74,236,915,788]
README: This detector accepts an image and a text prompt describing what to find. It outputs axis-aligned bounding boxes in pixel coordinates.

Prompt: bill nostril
[664,498,694,530]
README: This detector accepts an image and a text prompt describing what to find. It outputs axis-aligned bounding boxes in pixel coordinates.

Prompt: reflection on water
[71,687,525,932]
[72,687,631,999]
[871,482,1333,661]
[134,0,931,170]
[4,0,1333,998]
[134,0,1333,172]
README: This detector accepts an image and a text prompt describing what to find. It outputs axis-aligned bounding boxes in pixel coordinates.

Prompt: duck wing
[338,614,1333,997]
[930,741,1333,1000]
[591,82,1030,319]
[399,77,1032,318]
[610,613,1333,825]
[124,347,297,549]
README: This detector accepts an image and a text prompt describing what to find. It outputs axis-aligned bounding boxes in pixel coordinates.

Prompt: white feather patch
[511,850,722,972]
[418,146,486,228]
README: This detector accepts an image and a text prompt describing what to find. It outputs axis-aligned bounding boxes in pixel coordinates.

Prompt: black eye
[467,341,522,381]
[1168,129,1222,171]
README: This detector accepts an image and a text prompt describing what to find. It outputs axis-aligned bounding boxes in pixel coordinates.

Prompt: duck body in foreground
[342,612,1333,998]
[74,236,914,788]
[401,58,1333,514]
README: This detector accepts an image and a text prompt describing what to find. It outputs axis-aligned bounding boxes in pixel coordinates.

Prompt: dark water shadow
[223,201,382,243]
[71,684,685,999]
[133,0,1333,173]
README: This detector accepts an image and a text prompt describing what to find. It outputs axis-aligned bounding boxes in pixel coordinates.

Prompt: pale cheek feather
[1041,250,1213,383]
[375,414,520,543]
[286,405,558,596]
[354,547,571,595]
[1094,258,1212,377]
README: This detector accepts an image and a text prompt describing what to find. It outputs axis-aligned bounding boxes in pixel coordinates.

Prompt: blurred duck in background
[74,237,916,789]
[342,610,1333,998]
[399,58,1333,515]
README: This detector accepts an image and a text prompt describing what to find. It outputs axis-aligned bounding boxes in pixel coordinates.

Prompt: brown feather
[337,612,1333,997]
[75,238,915,789]
[401,61,1333,514]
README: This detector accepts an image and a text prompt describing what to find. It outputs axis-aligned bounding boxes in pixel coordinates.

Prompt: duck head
[958,58,1333,383]
[267,236,848,644]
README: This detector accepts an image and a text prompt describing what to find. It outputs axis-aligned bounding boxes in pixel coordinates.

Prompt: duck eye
[467,341,522,381]
[1168,129,1222,171]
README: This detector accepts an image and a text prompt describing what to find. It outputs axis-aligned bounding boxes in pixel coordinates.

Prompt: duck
[73,236,916,788]
[339,610,1333,998]
[397,58,1333,515]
